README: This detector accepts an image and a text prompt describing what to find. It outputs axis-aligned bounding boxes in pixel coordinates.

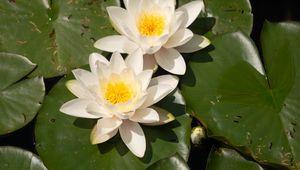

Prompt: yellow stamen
[104,81,133,104]
[138,11,165,36]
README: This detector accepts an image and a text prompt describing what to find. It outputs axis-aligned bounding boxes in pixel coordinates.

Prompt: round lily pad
[0,53,45,135]
[206,147,263,170]
[0,0,118,78]
[35,73,191,170]
[147,153,189,170]
[0,146,47,170]
[181,22,300,169]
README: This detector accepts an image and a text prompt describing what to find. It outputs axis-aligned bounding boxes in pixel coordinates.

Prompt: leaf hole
[233,120,239,123]
[49,118,56,123]
[49,29,55,38]
[233,115,242,123]
[68,14,73,20]
[268,142,273,150]
[22,113,27,122]
[235,115,242,119]
[90,37,96,42]
[82,24,89,29]
[288,130,295,139]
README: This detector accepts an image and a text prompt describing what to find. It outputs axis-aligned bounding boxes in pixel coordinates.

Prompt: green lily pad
[147,153,189,170]
[35,73,191,170]
[0,53,45,135]
[0,0,118,78]
[178,0,253,36]
[206,147,263,170]
[0,146,47,170]
[181,21,300,169]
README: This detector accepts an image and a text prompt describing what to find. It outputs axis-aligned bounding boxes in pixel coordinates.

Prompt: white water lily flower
[59,50,178,157]
[94,0,210,75]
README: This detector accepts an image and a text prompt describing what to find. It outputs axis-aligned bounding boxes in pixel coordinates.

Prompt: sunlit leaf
[181,22,300,169]
[178,0,253,36]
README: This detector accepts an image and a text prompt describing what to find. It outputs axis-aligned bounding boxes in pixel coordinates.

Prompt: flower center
[138,12,165,36]
[104,81,133,104]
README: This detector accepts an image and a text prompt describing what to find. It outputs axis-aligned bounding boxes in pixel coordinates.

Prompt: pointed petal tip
[94,35,137,53]
[154,48,186,75]
[164,113,175,124]
[199,36,211,49]
[176,0,204,27]
[142,107,175,126]
[119,121,146,158]
[65,79,75,88]
[90,123,119,144]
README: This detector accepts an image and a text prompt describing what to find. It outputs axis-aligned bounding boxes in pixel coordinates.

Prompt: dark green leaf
[0,53,45,135]
[147,153,189,170]
[178,0,253,36]
[206,147,263,170]
[0,146,47,170]
[181,22,300,169]
[35,73,191,170]
[0,0,118,78]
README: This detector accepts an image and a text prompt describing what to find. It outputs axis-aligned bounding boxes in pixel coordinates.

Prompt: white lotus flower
[94,0,210,75]
[59,50,178,157]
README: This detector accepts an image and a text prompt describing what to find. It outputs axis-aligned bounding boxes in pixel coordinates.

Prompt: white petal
[142,106,175,126]
[94,35,138,53]
[139,41,162,55]
[141,84,173,108]
[110,52,127,74]
[89,53,109,74]
[176,0,204,27]
[106,6,137,38]
[131,94,148,111]
[130,108,159,123]
[143,54,158,71]
[66,80,93,99]
[170,11,187,34]
[160,0,176,10]
[124,0,142,15]
[123,0,129,8]
[96,62,111,80]
[176,34,210,53]
[114,111,135,119]
[91,127,118,144]
[90,117,122,144]
[138,34,169,54]
[60,98,99,118]
[125,49,143,75]
[119,120,146,157]
[72,69,98,87]
[154,48,186,75]
[137,70,153,91]
[149,75,179,92]
[164,29,193,48]
[86,102,112,118]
